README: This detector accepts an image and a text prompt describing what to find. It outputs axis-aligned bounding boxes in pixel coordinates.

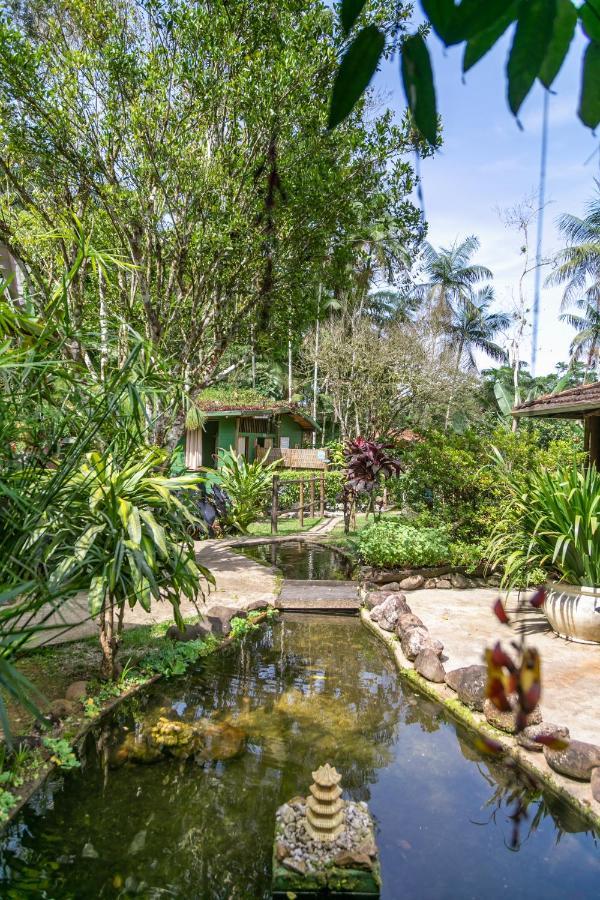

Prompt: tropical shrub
[488,461,600,588]
[25,449,211,679]
[277,470,345,512]
[356,519,450,569]
[343,438,403,532]
[204,449,282,533]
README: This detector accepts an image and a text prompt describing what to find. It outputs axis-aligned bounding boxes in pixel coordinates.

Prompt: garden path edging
[360,609,600,832]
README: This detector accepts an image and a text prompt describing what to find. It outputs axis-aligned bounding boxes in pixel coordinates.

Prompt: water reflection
[237,540,354,580]
[0,616,597,899]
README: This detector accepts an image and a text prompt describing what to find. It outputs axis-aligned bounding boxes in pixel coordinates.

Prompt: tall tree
[413,235,492,328]
[547,188,600,313]
[449,287,510,372]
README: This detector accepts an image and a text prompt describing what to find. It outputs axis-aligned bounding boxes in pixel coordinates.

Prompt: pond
[1,616,598,898]
[237,539,354,580]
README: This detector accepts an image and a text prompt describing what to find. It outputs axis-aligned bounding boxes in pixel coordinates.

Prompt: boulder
[364,592,386,611]
[414,649,446,683]
[396,612,424,635]
[591,768,600,803]
[65,681,88,702]
[370,594,409,631]
[436,579,452,589]
[423,578,438,589]
[516,723,570,752]
[333,850,374,871]
[445,665,487,711]
[241,599,269,613]
[205,605,246,635]
[398,575,425,591]
[383,582,401,591]
[544,740,600,781]
[166,622,210,642]
[483,697,542,734]
[400,627,443,661]
[451,573,470,589]
[47,699,78,719]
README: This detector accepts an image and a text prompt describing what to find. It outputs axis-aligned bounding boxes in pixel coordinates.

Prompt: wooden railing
[270,472,326,534]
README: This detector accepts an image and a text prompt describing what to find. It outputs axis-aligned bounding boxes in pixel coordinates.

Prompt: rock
[166,622,210,642]
[399,575,425,591]
[451,573,469,589]
[396,612,424,635]
[445,665,487,711]
[333,850,373,871]
[517,723,570,752]
[275,841,289,862]
[483,697,542,734]
[591,768,600,803]
[364,592,385,611]
[205,605,246,635]
[242,599,269,613]
[400,627,443,661]
[436,579,452,589]
[65,681,88,702]
[279,804,295,826]
[414,649,446,683]
[282,857,307,875]
[48,699,78,719]
[544,740,600,781]
[370,594,409,632]
[423,578,438,589]
[383,582,401,591]
[196,720,246,761]
[487,573,502,586]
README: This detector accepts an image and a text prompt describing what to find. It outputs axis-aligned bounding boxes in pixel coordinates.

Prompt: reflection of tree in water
[455,730,599,849]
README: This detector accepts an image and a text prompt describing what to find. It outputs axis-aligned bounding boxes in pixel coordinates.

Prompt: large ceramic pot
[544,583,600,644]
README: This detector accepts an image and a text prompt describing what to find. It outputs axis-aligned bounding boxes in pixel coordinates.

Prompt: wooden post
[589,415,600,469]
[299,478,304,527]
[271,475,279,534]
[319,471,325,516]
[309,475,315,518]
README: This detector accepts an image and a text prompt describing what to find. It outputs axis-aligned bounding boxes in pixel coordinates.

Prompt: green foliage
[488,462,600,588]
[356,518,450,568]
[332,1,598,138]
[0,789,16,824]
[278,470,344,512]
[206,449,282,533]
[140,635,220,679]
[42,738,80,770]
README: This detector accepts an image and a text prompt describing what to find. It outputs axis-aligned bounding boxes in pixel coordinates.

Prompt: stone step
[277,579,360,613]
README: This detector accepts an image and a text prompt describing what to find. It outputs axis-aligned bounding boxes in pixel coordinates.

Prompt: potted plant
[488,461,600,644]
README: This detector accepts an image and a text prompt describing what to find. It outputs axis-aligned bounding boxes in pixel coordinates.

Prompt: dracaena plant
[202,449,282,533]
[343,438,402,532]
[25,449,213,679]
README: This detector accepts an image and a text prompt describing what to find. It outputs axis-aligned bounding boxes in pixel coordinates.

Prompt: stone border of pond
[1,609,273,832]
[360,608,600,832]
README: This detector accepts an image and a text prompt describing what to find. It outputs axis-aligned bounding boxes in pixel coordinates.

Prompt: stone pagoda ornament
[305,763,345,842]
[272,762,381,896]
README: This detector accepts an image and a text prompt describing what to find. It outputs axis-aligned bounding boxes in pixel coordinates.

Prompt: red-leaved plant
[342,438,403,533]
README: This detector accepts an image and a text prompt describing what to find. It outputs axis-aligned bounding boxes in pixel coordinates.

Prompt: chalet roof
[513,381,600,419]
[194,398,318,431]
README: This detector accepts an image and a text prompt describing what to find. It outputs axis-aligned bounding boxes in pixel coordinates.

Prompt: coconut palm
[547,188,600,312]
[560,303,600,374]
[448,286,511,371]
[414,235,493,323]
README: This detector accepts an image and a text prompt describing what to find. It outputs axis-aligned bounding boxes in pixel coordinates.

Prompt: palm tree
[547,187,600,312]
[449,286,511,371]
[414,235,493,324]
[560,303,600,374]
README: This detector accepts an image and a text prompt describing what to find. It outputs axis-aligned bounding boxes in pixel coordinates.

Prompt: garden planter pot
[544,583,600,644]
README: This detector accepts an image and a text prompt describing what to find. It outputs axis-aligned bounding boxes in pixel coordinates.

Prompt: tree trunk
[312,285,321,448]
[288,323,293,402]
[98,266,108,382]
[99,598,121,680]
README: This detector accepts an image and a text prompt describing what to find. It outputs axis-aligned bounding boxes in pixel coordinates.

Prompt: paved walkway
[405,588,600,745]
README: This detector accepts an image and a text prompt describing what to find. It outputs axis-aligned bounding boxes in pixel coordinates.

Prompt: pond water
[1,616,598,899]
[237,540,354,580]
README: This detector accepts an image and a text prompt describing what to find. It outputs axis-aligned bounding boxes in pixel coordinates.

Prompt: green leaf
[328,25,385,129]
[88,575,105,617]
[401,33,438,144]
[578,40,600,128]
[74,524,104,561]
[127,505,142,547]
[139,508,168,557]
[445,0,517,44]
[421,1,455,41]
[507,0,558,115]
[463,3,519,72]
[539,0,578,88]
[340,0,368,36]
[580,0,600,44]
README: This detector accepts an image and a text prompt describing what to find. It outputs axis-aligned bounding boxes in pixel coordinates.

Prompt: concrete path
[405,587,600,746]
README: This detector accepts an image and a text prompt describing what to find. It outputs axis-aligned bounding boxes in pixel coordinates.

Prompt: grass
[247,516,323,536]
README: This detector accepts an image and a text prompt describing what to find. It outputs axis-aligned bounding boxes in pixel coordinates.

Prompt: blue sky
[376,23,599,375]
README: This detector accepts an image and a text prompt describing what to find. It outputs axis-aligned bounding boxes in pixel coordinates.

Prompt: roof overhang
[512,401,600,419]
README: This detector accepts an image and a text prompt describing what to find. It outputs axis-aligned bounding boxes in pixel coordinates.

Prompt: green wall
[279,414,304,448]
[216,417,237,457]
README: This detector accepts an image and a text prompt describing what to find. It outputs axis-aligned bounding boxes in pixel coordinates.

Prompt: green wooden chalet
[184,394,321,470]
